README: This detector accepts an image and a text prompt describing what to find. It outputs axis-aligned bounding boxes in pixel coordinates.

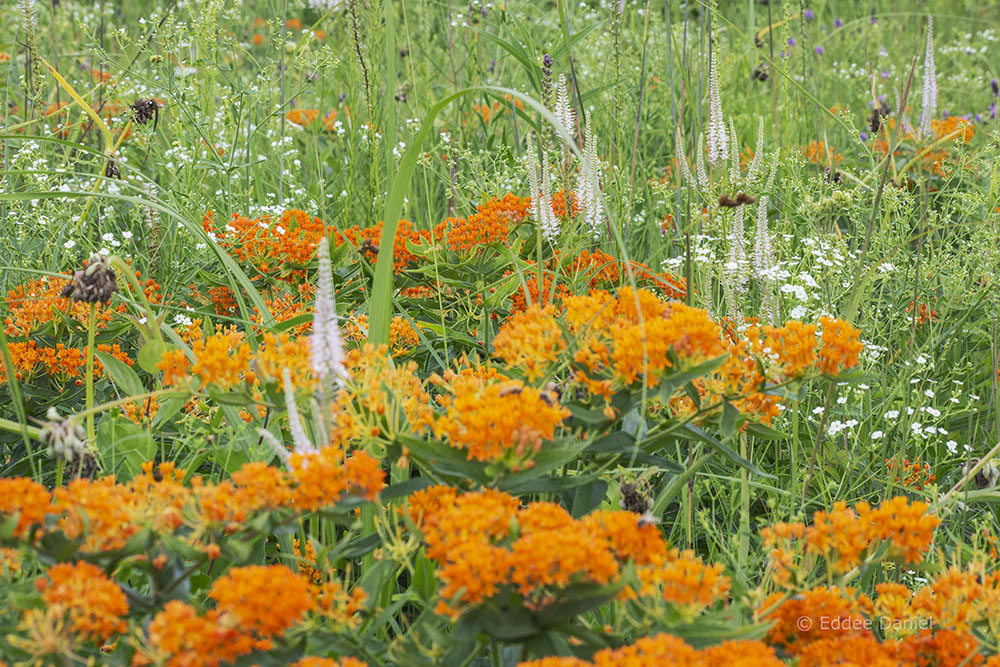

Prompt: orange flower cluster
[203,208,331,280]
[285,108,343,132]
[816,317,864,376]
[519,633,782,667]
[760,574,1000,664]
[425,368,569,463]
[257,331,315,389]
[408,486,727,618]
[432,194,532,252]
[492,304,566,381]
[803,140,843,166]
[344,312,422,356]
[760,496,940,585]
[4,276,124,337]
[886,457,935,490]
[1,341,133,387]
[35,561,128,642]
[0,453,384,555]
[135,564,315,666]
[565,249,687,299]
[190,330,253,389]
[507,251,687,314]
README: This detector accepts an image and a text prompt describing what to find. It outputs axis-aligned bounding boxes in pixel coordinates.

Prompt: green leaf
[137,339,169,374]
[678,424,774,479]
[94,350,145,397]
[721,401,741,441]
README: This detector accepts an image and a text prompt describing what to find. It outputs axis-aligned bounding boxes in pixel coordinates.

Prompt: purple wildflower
[860,131,869,141]
[992,79,999,96]
[788,37,796,46]
[834,18,843,27]
[804,9,815,20]
[815,45,824,54]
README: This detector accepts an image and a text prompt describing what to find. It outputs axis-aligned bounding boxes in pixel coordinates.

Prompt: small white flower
[102,232,115,242]
[836,396,847,405]
[812,406,825,415]
[871,431,884,440]
[946,440,958,454]
[884,410,899,419]
[64,240,76,249]
[924,389,935,398]
[122,231,133,240]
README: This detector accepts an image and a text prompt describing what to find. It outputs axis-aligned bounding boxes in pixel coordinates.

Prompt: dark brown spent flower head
[61,254,119,304]
[718,194,739,208]
[751,63,769,82]
[130,98,160,130]
[869,100,892,133]
[105,160,121,180]
[736,192,757,205]
[619,480,652,515]
[357,238,379,255]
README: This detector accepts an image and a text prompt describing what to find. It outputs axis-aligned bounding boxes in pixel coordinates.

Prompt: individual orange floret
[191,330,252,389]
[428,369,569,462]
[157,348,190,387]
[492,304,566,381]
[0,477,52,538]
[36,561,128,642]
[209,565,314,637]
[817,317,864,376]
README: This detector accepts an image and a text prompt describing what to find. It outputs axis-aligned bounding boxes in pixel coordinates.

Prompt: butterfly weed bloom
[156,348,190,386]
[258,331,315,390]
[409,486,731,619]
[35,561,128,642]
[759,496,939,586]
[343,312,420,356]
[431,194,531,252]
[920,16,938,139]
[425,367,569,464]
[311,238,349,387]
[208,564,315,637]
[0,477,52,538]
[817,316,864,375]
[492,304,566,381]
[190,330,252,389]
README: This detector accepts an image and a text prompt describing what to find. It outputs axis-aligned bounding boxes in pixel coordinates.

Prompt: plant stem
[86,303,96,445]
